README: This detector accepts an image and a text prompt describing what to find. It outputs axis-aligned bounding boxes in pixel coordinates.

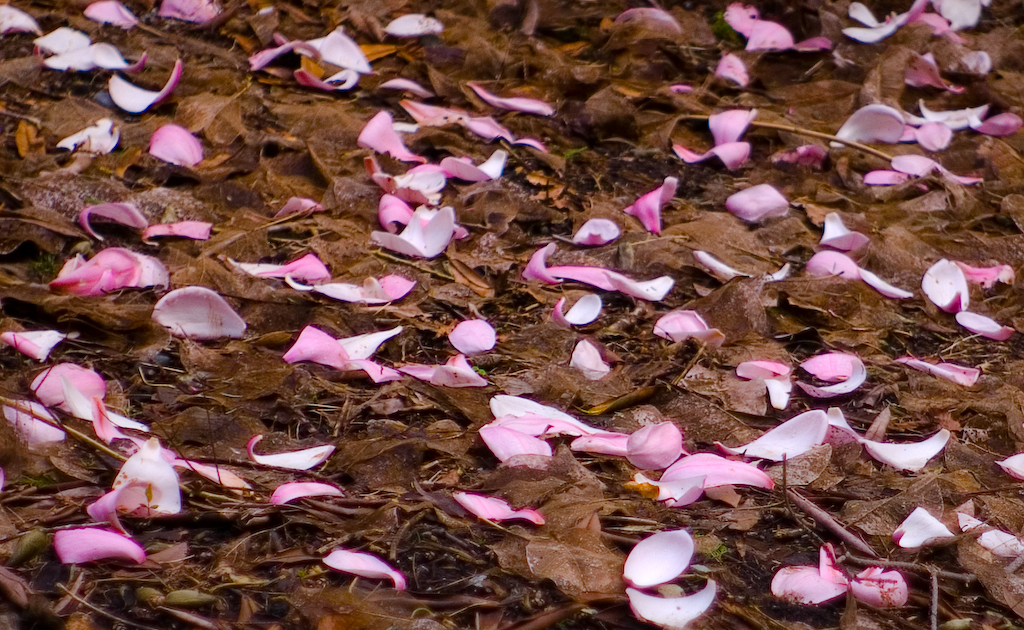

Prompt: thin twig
[930,571,939,630]
[58,584,165,630]
[679,115,895,163]
[840,554,975,582]
[374,250,455,280]
[786,490,879,558]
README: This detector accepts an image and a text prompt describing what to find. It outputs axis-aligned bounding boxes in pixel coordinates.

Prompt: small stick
[787,490,879,558]
[930,571,939,630]
[840,554,975,582]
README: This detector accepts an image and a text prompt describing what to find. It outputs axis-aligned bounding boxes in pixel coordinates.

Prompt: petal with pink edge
[378,78,433,98]
[108,59,183,114]
[632,472,706,507]
[153,287,246,340]
[805,250,860,279]
[833,104,906,146]
[55,528,146,564]
[623,529,694,588]
[282,325,350,370]
[247,435,334,470]
[850,567,908,607]
[663,453,774,489]
[914,122,953,152]
[956,311,1014,340]
[371,206,455,259]
[452,491,544,525]
[449,320,496,355]
[440,150,507,181]
[922,259,969,312]
[1,330,74,362]
[271,482,343,505]
[323,549,406,589]
[85,2,139,28]
[736,361,790,380]
[400,354,487,387]
[142,221,212,241]
[953,261,1014,288]
[715,54,748,86]
[479,425,552,461]
[745,19,795,51]
[32,363,105,411]
[3,400,64,443]
[358,111,424,163]
[149,124,203,166]
[627,423,683,470]
[174,460,250,489]
[311,29,370,73]
[819,213,869,251]
[771,546,848,604]
[111,437,181,516]
[998,453,1024,481]
[230,253,331,284]
[861,430,950,472]
[552,294,602,326]
[973,113,1023,137]
[467,82,555,116]
[384,14,444,37]
[959,513,1024,558]
[858,268,914,299]
[718,410,828,461]
[623,177,676,234]
[797,353,866,398]
[158,0,219,22]
[570,340,610,380]
[572,219,620,246]
[79,202,148,240]
[570,432,631,456]
[57,118,120,154]
[654,310,725,347]
[895,357,979,387]
[893,507,954,548]
[725,184,789,222]
[627,581,716,629]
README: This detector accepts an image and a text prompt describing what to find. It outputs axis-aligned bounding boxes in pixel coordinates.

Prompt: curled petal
[973,113,1023,137]
[959,513,1024,558]
[440,150,507,181]
[85,2,139,28]
[3,400,64,443]
[54,528,146,564]
[337,327,402,360]
[663,453,774,489]
[953,261,1014,288]
[110,437,181,516]
[922,259,970,312]
[797,353,867,398]
[32,364,105,411]
[820,213,869,251]
[35,28,89,55]
[805,251,860,279]
[723,4,758,36]
[479,425,552,461]
[271,482,343,505]
[850,568,908,607]
[230,253,331,284]
[893,507,954,548]
[323,549,406,589]
[399,354,487,387]
[378,78,433,98]
[715,54,748,86]
[834,104,906,146]
[627,423,683,470]
[858,268,914,299]
[247,435,334,471]
[51,248,168,295]
[895,357,979,386]
[693,251,749,281]
[467,82,555,116]
[384,14,444,37]
[572,219,620,246]
[452,491,544,525]
[654,310,724,347]
[627,581,716,629]
[570,432,631,456]
[174,460,250,489]
[449,320,496,355]
[718,410,828,461]
[725,184,789,222]
[570,340,610,380]
[294,68,360,91]
[955,311,1014,340]
[631,472,706,507]
[552,294,602,326]
[745,19,794,51]
[158,0,220,22]
[736,361,790,380]
[998,453,1024,481]
[108,59,183,114]
[57,118,120,154]
[149,124,203,166]
[153,287,246,340]
[1,330,74,362]
[282,326,349,370]
[79,202,148,240]
[861,430,950,472]
[905,53,962,92]
[624,529,694,588]
[312,29,370,73]
[358,111,425,163]
[142,221,212,241]
[522,243,560,284]
[0,5,40,34]
[771,565,848,604]
[623,177,676,234]
[371,206,455,259]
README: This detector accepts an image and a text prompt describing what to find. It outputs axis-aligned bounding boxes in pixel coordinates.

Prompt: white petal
[624,530,694,588]
[627,581,716,629]
[922,259,969,312]
[861,430,950,472]
[893,507,954,548]
[718,410,828,461]
[693,251,749,281]
[570,340,610,380]
[858,268,914,299]
[336,326,402,360]
[246,435,334,470]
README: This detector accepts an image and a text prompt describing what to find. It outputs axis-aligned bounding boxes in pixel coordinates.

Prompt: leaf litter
[2,1,1024,630]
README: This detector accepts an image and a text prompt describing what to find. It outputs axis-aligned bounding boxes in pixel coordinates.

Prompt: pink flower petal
[736,361,790,380]
[467,82,555,117]
[850,567,908,607]
[153,287,246,340]
[440,150,507,181]
[973,112,1023,137]
[905,53,962,92]
[452,491,544,525]
[653,310,725,347]
[805,250,861,279]
[797,353,866,398]
[312,29,370,73]
[934,0,983,30]
[479,425,552,461]
[724,4,758,36]
[663,453,774,489]
[572,219,620,246]
[858,268,914,299]
[956,311,1014,340]
[725,184,789,222]
[231,253,331,284]
[693,250,748,281]
[998,453,1024,481]
[522,243,560,284]
[719,410,828,461]
[745,19,795,51]
[449,320,496,355]
[953,261,1014,288]
[399,354,488,387]
[108,58,183,114]
[627,423,683,470]
[895,357,979,386]
[819,213,869,251]
[54,528,146,564]
[623,529,694,588]
[149,124,203,167]
[401,100,469,126]
[323,549,406,589]
[337,327,402,360]
[282,326,350,370]
[461,116,515,142]
[771,545,848,604]
[0,6,40,34]
[632,472,706,507]
[1,330,73,362]
[623,177,676,234]
[32,364,105,411]
[173,460,250,489]
[893,507,954,548]
[35,27,89,55]
[765,379,793,410]
[861,430,950,472]
[50,248,168,296]
[271,482,343,505]
[79,202,148,240]
[247,435,334,471]
[914,122,953,151]
[158,0,219,22]
[378,78,433,98]
[288,275,415,304]
[383,14,444,37]
[570,431,631,456]
[793,36,832,51]
[715,53,748,86]
[710,110,757,145]
[108,437,181,516]
[371,206,455,258]
[958,513,1024,558]
[863,170,912,185]
[358,111,425,163]
[275,197,323,218]
[378,194,415,232]
[3,400,64,443]
[57,118,120,154]
[142,221,212,241]
[772,144,827,168]
[614,8,683,34]
[834,104,906,145]
[249,40,320,71]
[627,581,716,629]
[922,259,969,312]
[294,68,360,91]
[489,395,600,436]
[552,294,602,326]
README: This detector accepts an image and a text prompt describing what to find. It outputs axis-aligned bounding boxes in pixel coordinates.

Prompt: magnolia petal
[772,144,827,168]
[771,565,848,604]
[378,194,414,232]
[623,177,676,234]
[834,104,906,146]
[765,379,793,410]
[858,268,914,299]
[745,19,795,51]
[293,276,415,304]
[719,410,828,461]
[632,472,706,507]
[572,219,620,246]
[552,294,602,326]
[715,53,749,86]
[174,460,250,489]
[570,432,631,456]
[797,354,867,398]
[522,243,562,285]
[736,361,790,380]
[999,453,1024,480]
[935,0,983,30]
[153,287,246,340]
[461,116,515,142]
[725,184,789,222]
[956,311,1014,340]
[850,567,908,607]
[571,340,610,380]
[693,251,749,281]
[51,248,168,295]
[895,357,979,386]
[973,112,1023,137]
[623,529,694,588]
[862,430,950,472]
[820,213,869,251]
[863,170,911,185]
[230,253,331,284]
[142,221,212,241]
[492,413,599,438]
[723,4,758,36]
[653,310,724,347]
[1,330,73,362]
[914,122,954,152]
[627,423,683,470]
[249,40,320,71]
[959,513,1024,557]
[79,202,148,240]
[57,118,120,154]
[670,84,693,93]
[954,261,1014,288]
[358,111,425,163]
[378,78,433,98]
[602,271,675,301]
[149,124,203,166]
[111,437,181,516]
[905,53,962,92]
[337,326,402,360]
[801,353,857,382]
[0,5,40,34]
[271,482,343,505]
[312,29,370,73]
[323,549,406,589]
[467,82,555,117]
[371,206,455,259]
[440,150,507,181]
[449,320,496,355]
[400,354,488,387]
[274,197,324,218]
[663,453,774,489]
[489,395,596,432]
[158,0,219,22]
[54,528,146,564]
[32,364,105,411]
[627,581,716,629]
[384,14,444,37]
[294,68,360,91]
[282,326,349,370]
[805,250,860,279]
[35,28,89,55]
[479,425,552,461]
[893,507,955,548]
[922,259,969,312]
[247,435,334,471]
[452,491,544,525]
[85,1,139,28]
[108,59,183,114]
[3,400,64,443]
